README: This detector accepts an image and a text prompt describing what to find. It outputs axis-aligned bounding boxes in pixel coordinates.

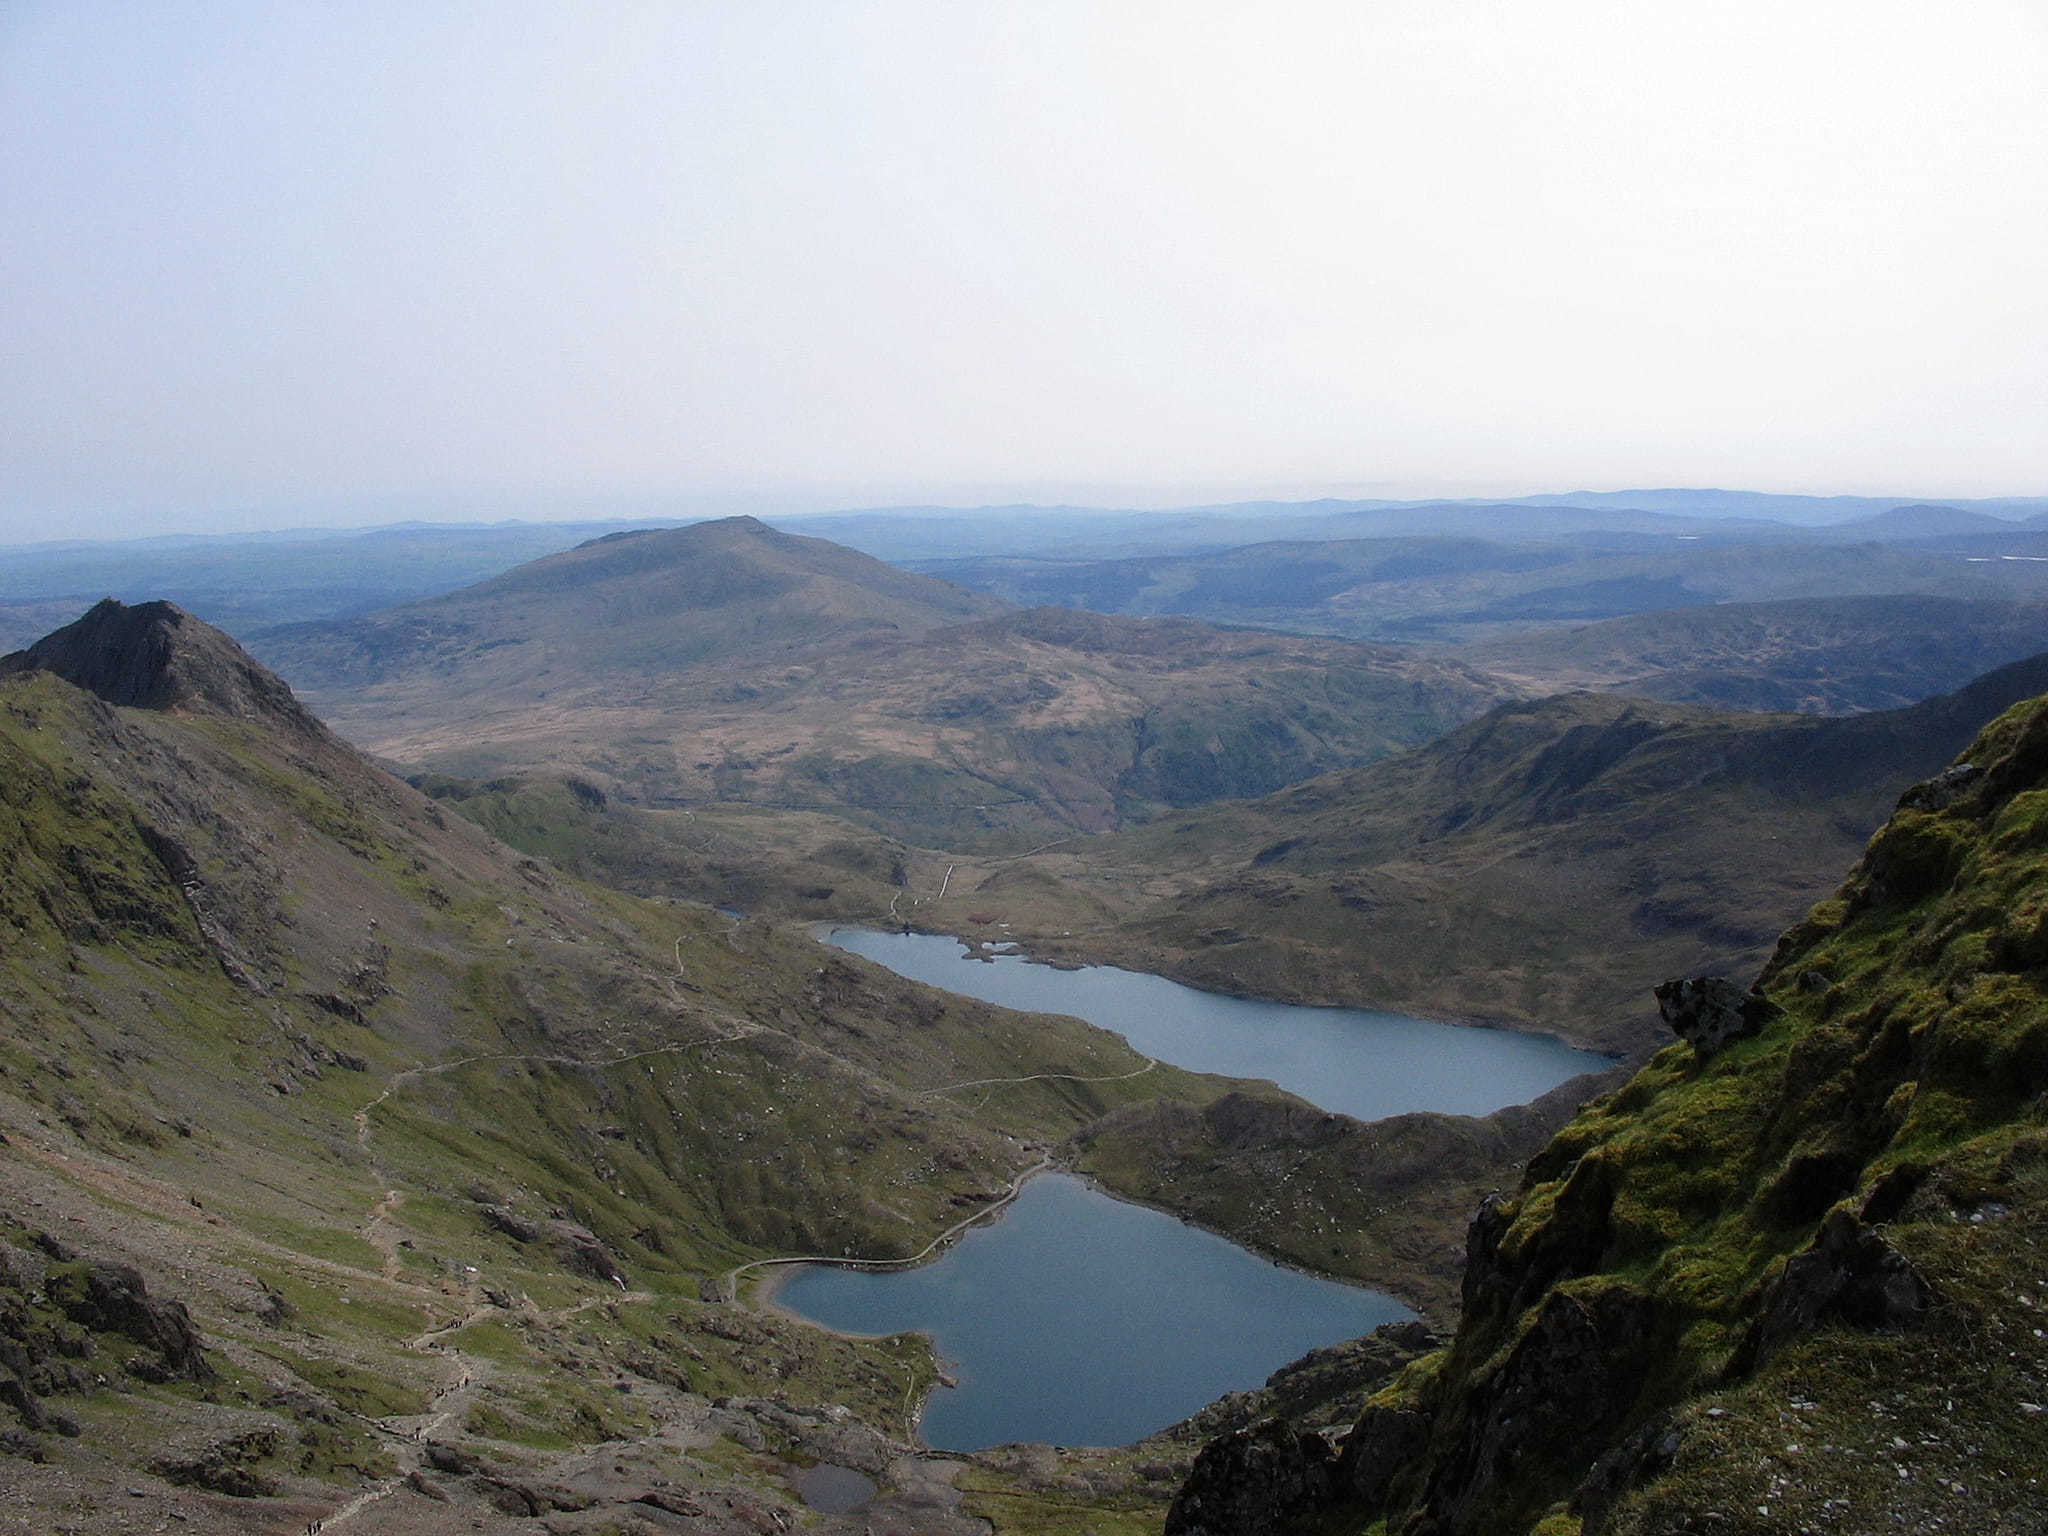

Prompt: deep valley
[5,495,2048,1535]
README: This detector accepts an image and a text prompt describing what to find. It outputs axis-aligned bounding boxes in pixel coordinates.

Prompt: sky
[3,1,2046,542]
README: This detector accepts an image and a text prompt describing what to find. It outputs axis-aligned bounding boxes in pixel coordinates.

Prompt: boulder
[1654,976,1771,1057]
[1165,1419,1340,1536]
[46,1261,211,1381]
[1731,1208,1932,1376]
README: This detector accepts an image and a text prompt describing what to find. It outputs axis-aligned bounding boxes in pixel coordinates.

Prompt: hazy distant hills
[993,649,2048,1054]
[1454,594,2048,714]
[910,523,2048,648]
[1498,486,2048,524]
[255,515,1004,692]
[253,517,1517,847]
[8,489,2047,655]
[0,518,672,649]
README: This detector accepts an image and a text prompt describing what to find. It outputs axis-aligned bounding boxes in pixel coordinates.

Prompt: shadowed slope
[1171,683,2048,1536]
[1000,652,2048,1053]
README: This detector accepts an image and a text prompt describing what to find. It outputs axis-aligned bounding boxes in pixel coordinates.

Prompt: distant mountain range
[7,489,2048,653]
[910,527,2048,647]
[251,517,1517,847]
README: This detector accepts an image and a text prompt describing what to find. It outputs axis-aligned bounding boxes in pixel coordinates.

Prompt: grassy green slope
[1230,687,2048,1536]
[0,634,1255,1531]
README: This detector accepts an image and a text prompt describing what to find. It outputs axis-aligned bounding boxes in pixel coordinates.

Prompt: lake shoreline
[765,1169,1413,1452]
[812,917,1618,1058]
[817,925,1609,1124]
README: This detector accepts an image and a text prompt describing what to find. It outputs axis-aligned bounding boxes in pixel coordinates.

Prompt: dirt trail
[722,1154,1053,1300]
[921,1055,1156,1099]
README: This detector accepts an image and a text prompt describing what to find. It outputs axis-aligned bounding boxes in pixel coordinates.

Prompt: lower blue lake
[825,926,1608,1121]
[774,1173,1411,1450]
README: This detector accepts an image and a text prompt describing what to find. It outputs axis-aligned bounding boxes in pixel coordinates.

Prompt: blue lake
[778,928,1608,1449]
[774,1172,1411,1450]
[824,926,1609,1120]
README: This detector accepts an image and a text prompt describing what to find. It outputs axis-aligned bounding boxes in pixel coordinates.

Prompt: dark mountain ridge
[0,597,316,728]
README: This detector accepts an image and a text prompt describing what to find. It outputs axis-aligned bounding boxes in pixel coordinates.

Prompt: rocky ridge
[1,597,317,728]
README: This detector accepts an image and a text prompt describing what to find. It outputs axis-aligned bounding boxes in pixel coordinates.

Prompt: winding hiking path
[920,1055,1156,1099]
[721,1153,1053,1300]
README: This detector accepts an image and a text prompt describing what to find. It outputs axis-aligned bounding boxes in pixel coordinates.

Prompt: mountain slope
[1453,594,2048,715]
[254,514,1007,694]
[0,602,1250,1532]
[978,652,2048,1054]
[254,524,1519,848]
[1170,682,2048,1536]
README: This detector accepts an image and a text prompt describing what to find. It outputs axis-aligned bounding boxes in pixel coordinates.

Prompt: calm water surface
[826,927,1608,1120]
[776,1173,1410,1450]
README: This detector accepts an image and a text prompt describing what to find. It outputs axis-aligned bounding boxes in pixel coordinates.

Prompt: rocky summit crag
[1,598,317,727]
[1169,689,2048,1535]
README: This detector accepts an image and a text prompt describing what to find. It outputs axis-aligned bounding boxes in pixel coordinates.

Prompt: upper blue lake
[825,927,1608,1120]
[774,1172,1411,1450]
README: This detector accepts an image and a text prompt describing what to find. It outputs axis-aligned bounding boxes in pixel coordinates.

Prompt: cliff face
[1176,691,2048,1535]
[0,598,318,728]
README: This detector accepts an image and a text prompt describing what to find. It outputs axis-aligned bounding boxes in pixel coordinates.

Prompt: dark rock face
[546,1220,625,1284]
[47,1260,213,1382]
[1464,1156,1616,1327]
[1732,1209,1932,1376]
[1896,760,1981,813]
[152,1428,280,1497]
[1655,975,1771,1057]
[1424,1283,1660,1532]
[0,599,314,727]
[1573,1411,1681,1534]
[481,1204,542,1244]
[3,1247,212,1437]
[1335,1401,1429,1508]
[1164,1419,1340,1536]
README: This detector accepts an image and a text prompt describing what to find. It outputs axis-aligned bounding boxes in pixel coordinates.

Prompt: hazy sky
[4,2,2046,541]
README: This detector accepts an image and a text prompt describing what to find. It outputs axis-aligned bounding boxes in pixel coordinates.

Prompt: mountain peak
[1,598,316,726]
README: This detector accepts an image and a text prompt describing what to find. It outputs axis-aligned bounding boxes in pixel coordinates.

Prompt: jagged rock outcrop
[1731,1208,1932,1375]
[2,1240,211,1444]
[1333,1398,1430,1507]
[46,1259,212,1383]
[1163,1418,1340,1536]
[1571,1411,1682,1534]
[1654,975,1771,1056]
[0,598,320,728]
